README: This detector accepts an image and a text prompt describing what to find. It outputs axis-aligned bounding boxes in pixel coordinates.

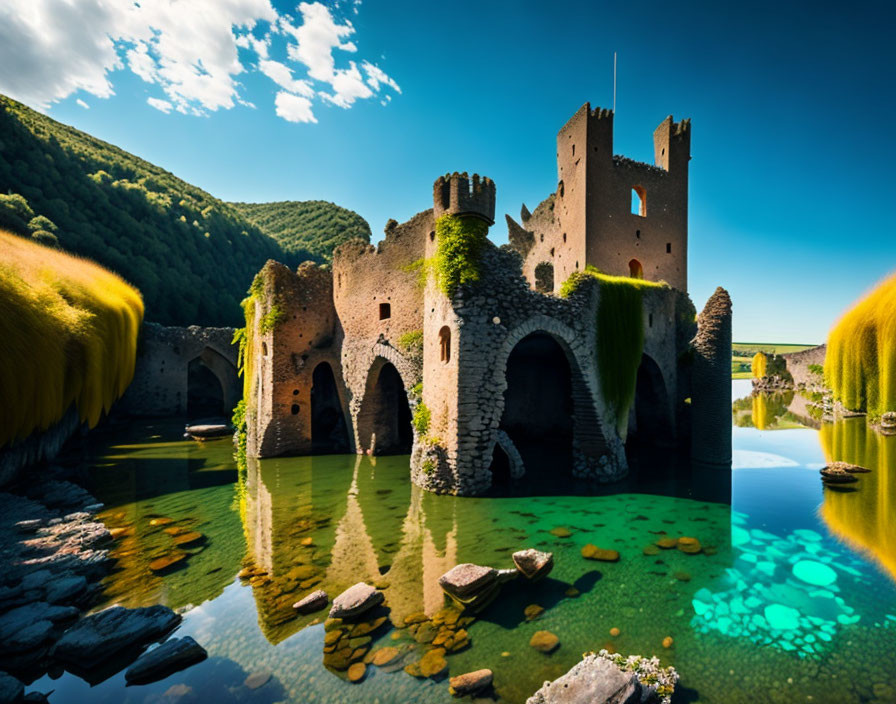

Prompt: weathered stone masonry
[244,104,732,495]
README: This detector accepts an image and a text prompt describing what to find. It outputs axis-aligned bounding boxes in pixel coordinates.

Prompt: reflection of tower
[245,456,274,573]
[324,456,381,589]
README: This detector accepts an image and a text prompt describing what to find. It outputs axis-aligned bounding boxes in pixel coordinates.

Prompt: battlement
[433,172,496,225]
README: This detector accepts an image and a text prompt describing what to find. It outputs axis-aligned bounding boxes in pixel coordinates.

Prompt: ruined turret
[432,172,495,225]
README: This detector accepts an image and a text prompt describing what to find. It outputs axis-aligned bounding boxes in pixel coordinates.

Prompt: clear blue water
[30,381,896,703]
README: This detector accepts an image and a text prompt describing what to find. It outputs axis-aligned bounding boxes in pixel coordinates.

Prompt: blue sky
[2,0,894,343]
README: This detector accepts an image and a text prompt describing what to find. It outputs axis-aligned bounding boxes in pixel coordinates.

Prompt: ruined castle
[242,103,732,495]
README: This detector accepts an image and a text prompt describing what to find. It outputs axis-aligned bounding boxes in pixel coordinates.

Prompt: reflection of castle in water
[819,419,896,582]
[241,454,462,643]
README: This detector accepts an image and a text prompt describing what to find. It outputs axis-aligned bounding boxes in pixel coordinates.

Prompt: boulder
[0,672,24,703]
[439,564,497,598]
[581,545,620,562]
[124,636,207,684]
[512,549,554,581]
[820,466,858,484]
[526,654,640,704]
[450,668,493,696]
[293,589,328,615]
[329,583,383,619]
[826,460,871,474]
[52,605,181,669]
[0,602,78,655]
[44,575,87,605]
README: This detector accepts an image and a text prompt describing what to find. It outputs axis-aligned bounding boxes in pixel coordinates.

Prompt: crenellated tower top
[433,172,495,225]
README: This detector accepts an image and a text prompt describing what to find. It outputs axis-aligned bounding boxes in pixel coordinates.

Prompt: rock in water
[526,654,640,704]
[124,636,207,684]
[293,589,329,614]
[512,549,554,581]
[439,564,498,598]
[52,605,181,669]
[826,460,871,473]
[581,544,620,562]
[329,583,383,619]
[529,630,560,653]
[449,668,493,696]
[0,672,24,703]
[820,465,859,484]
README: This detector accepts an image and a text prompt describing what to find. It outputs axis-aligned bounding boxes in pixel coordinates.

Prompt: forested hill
[230,200,371,262]
[0,95,319,326]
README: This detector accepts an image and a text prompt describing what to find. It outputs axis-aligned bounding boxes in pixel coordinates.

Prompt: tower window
[439,326,451,363]
[649,313,654,327]
[430,231,435,242]
[379,303,391,320]
[666,242,672,254]
[563,232,567,243]
[631,186,646,217]
[636,230,641,239]
[572,144,575,156]
[629,259,644,279]
[291,403,300,415]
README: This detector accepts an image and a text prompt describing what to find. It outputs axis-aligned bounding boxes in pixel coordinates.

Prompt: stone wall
[115,322,240,418]
[690,287,733,466]
[0,406,82,488]
[782,344,826,389]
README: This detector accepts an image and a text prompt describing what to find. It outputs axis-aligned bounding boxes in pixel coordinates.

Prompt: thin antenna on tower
[613,52,617,114]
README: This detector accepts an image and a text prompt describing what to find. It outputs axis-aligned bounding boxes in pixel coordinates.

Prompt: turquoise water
[32,381,896,703]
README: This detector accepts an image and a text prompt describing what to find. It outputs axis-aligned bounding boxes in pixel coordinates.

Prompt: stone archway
[356,358,413,455]
[312,362,351,453]
[630,353,674,447]
[187,346,239,419]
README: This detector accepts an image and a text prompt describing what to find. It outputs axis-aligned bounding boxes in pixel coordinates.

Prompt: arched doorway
[630,353,673,446]
[629,258,644,279]
[311,362,350,453]
[496,333,574,477]
[358,361,413,455]
[186,346,240,419]
[187,357,224,418]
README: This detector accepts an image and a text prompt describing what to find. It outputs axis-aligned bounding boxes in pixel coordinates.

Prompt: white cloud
[0,0,399,123]
[76,98,89,109]
[147,97,174,114]
[274,91,316,123]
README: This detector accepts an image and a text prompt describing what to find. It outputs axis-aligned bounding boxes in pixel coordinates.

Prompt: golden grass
[0,230,143,446]
[825,273,896,417]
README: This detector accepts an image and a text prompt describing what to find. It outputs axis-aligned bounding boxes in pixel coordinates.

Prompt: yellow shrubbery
[0,230,143,446]
[751,352,767,379]
[825,273,896,417]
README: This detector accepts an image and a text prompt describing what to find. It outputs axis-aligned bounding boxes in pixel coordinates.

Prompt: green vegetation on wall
[412,401,431,435]
[231,200,371,263]
[825,273,896,418]
[561,266,664,433]
[0,230,144,446]
[434,214,489,297]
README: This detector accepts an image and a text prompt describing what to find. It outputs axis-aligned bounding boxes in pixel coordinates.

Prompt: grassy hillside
[0,230,144,446]
[825,273,896,418]
[231,200,371,262]
[0,94,313,326]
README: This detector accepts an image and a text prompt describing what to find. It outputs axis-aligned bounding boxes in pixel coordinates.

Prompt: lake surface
[33,380,896,703]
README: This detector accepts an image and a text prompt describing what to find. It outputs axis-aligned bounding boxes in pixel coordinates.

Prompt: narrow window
[636,229,641,239]
[439,326,451,363]
[631,186,646,217]
[666,242,672,254]
[429,231,435,242]
[572,144,575,156]
[629,259,644,279]
[261,341,268,357]
[534,262,554,293]
[649,313,654,327]
[379,302,391,320]
[291,403,300,415]
[562,232,567,243]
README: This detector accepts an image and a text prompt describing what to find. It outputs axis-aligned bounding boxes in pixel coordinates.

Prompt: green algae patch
[0,230,144,446]
[561,266,666,433]
[825,272,896,418]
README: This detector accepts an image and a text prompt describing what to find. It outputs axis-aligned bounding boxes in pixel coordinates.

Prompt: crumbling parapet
[432,172,495,225]
[690,287,733,466]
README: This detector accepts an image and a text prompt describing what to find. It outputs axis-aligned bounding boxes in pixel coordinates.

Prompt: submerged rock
[512,549,554,581]
[329,583,383,619]
[529,630,560,653]
[581,544,620,562]
[124,636,207,684]
[52,605,181,669]
[293,589,328,614]
[449,668,493,696]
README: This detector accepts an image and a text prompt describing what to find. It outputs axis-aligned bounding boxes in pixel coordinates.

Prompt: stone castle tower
[509,103,690,294]
[242,103,731,496]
